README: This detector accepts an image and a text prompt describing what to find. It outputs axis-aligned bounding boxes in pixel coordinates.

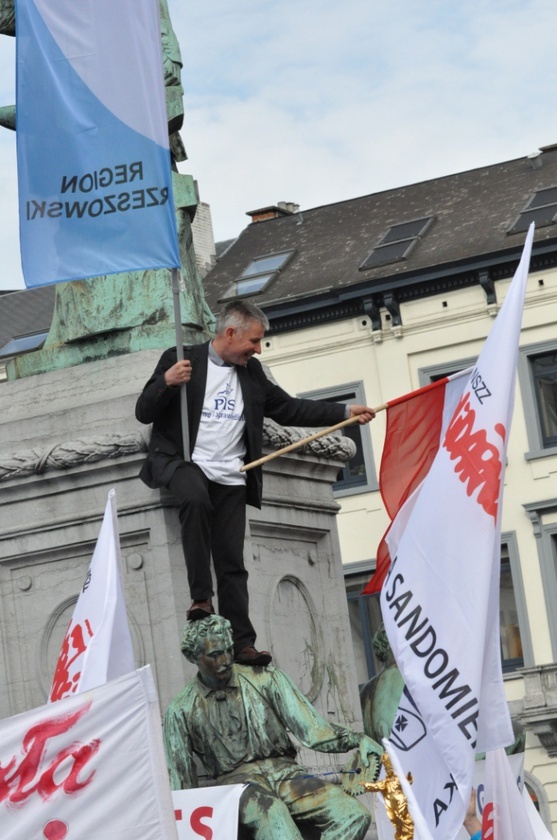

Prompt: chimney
[246,202,300,223]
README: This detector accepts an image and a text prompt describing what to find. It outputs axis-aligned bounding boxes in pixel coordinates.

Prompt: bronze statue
[164,615,383,839]
[360,624,405,744]
[365,752,414,840]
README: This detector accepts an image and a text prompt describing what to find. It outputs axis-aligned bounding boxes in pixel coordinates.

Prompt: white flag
[482,748,537,840]
[380,225,535,838]
[0,667,178,839]
[521,785,554,840]
[49,489,135,701]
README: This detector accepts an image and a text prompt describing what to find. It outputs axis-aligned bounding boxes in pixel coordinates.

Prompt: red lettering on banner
[0,702,99,804]
[191,805,214,839]
[50,620,95,702]
[43,818,69,839]
[482,800,494,838]
[443,393,505,521]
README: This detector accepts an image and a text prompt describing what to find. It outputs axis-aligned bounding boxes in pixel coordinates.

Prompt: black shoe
[186,600,214,621]
[235,646,272,667]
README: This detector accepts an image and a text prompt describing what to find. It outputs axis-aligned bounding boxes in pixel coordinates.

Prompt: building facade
[202,146,557,832]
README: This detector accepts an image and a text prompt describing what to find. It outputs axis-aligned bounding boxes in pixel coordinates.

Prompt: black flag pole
[172,267,191,462]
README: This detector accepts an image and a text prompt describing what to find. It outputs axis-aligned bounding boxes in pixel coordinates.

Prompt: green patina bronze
[360,624,405,744]
[1,0,214,379]
[165,615,382,839]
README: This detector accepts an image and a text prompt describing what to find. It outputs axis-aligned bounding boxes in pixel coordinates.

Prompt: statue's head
[181,615,235,688]
[382,752,394,776]
[372,624,393,663]
[181,614,234,662]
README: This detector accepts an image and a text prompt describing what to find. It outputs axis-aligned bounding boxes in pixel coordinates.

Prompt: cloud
[0,0,556,290]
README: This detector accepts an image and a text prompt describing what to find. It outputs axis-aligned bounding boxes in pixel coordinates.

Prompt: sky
[0,0,556,290]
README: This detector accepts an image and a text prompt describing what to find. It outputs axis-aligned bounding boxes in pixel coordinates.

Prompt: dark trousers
[167,462,256,652]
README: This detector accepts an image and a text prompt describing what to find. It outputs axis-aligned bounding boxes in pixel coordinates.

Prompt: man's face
[197,636,234,689]
[220,319,265,366]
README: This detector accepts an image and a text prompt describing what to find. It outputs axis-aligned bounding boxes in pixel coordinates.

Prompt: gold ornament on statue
[364,752,414,840]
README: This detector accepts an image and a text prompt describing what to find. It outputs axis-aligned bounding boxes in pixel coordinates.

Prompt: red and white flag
[379,225,534,839]
[364,368,471,594]
[0,667,178,839]
[49,489,135,702]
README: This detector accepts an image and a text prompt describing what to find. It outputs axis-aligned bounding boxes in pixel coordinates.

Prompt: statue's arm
[269,668,379,755]
[163,705,198,790]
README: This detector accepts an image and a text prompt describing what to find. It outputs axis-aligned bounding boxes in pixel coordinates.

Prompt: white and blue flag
[16,0,180,287]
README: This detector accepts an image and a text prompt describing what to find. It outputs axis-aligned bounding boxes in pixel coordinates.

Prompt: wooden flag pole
[171,268,191,462]
[240,404,388,473]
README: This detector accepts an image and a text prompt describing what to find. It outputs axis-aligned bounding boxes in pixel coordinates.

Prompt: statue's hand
[358,734,383,767]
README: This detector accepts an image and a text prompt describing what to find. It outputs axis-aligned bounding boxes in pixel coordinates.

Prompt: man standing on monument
[164,615,381,839]
[136,300,375,666]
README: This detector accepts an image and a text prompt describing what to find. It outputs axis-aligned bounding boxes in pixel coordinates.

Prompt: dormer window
[360,217,433,270]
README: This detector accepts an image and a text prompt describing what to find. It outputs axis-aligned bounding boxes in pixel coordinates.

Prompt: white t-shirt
[192,359,247,484]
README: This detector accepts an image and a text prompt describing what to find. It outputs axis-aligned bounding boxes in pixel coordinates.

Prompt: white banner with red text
[0,667,177,840]
[380,225,534,839]
[172,785,245,840]
[49,488,135,702]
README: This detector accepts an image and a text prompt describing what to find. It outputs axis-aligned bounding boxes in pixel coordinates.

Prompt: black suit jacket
[135,342,346,509]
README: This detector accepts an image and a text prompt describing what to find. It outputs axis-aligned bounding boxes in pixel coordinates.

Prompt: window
[0,331,48,357]
[518,340,557,458]
[508,187,557,234]
[221,250,295,299]
[345,569,383,688]
[500,542,524,673]
[531,352,557,447]
[418,355,477,387]
[298,382,378,496]
[360,217,433,270]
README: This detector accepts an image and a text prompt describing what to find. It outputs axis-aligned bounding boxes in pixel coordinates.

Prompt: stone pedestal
[0,349,364,755]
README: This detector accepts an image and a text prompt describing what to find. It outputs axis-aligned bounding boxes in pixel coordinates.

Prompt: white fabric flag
[521,785,554,840]
[0,667,178,840]
[49,489,135,701]
[172,785,245,840]
[481,748,537,840]
[453,751,552,840]
[380,225,535,839]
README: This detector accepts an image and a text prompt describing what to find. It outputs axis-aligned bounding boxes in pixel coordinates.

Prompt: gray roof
[203,145,557,323]
[0,285,55,355]
[3,145,557,350]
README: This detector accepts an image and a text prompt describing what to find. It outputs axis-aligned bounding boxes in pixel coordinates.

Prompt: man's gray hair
[180,614,234,663]
[214,300,269,335]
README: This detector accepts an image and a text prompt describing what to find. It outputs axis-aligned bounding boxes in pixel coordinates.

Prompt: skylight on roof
[0,331,48,357]
[360,217,433,271]
[508,187,557,234]
[220,250,295,300]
